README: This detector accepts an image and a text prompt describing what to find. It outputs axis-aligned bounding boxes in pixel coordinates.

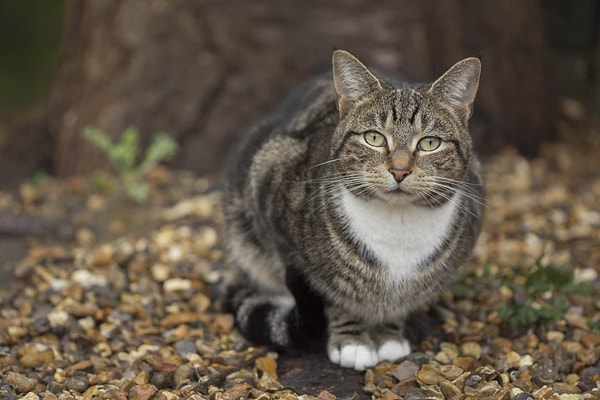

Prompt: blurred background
[0,0,598,187]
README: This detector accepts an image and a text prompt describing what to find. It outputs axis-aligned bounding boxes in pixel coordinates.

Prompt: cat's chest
[340,189,460,283]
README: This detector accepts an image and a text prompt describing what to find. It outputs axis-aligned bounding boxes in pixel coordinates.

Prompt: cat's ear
[429,57,481,123]
[332,50,382,117]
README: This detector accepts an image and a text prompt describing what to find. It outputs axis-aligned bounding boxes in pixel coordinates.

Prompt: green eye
[364,131,387,147]
[417,136,442,152]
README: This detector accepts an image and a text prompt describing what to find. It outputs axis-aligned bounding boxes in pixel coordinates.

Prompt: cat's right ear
[332,50,382,117]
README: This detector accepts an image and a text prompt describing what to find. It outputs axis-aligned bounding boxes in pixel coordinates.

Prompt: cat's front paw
[328,343,378,371]
[377,339,411,362]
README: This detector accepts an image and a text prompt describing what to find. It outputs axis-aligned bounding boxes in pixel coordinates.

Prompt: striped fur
[222,50,484,370]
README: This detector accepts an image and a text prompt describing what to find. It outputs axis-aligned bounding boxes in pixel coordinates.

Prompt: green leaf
[115,126,140,171]
[124,181,149,203]
[82,126,115,154]
[139,133,179,173]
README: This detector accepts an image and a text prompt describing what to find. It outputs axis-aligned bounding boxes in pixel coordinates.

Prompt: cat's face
[330,50,481,207]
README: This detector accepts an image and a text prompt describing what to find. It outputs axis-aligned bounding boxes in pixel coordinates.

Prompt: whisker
[309,158,341,169]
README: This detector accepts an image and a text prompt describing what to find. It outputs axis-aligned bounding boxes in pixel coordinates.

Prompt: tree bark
[1,0,555,184]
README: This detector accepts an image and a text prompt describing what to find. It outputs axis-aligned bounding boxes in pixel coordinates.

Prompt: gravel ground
[0,122,599,399]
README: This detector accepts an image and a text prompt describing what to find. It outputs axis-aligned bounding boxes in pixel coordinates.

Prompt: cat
[222,49,484,370]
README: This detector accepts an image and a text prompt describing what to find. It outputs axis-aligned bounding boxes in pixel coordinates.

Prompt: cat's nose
[389,167,411,183]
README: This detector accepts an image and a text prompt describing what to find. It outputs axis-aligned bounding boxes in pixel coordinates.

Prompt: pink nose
[389,167,411,182]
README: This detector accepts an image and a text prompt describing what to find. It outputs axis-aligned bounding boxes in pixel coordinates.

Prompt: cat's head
[330,50,481,207]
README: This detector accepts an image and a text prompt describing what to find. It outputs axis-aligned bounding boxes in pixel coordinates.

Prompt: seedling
[82,126,179,203]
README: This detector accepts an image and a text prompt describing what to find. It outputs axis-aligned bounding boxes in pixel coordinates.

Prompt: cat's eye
[417,136,442,152]
[364,131,387,147]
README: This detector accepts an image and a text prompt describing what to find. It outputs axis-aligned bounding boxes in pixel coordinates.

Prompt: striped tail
[226,268,327,352]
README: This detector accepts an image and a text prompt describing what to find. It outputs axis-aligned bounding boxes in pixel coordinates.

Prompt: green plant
[451,259,592,332]
[82,126,179,203]
[497,262,591,331]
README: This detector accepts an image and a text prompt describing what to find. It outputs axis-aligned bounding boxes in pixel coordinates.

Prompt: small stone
[213,313,235,334]
[519,355,533,368]
[317,390,337,400]
[5,371,38,393]
[434,351,452,364]
[505,351,521,369]
[559,395,584,400]
[514,393,534,400]
[20,393,40,400]
[47,309,70,328]
[565,373,580,385]
[174,340,197,357]
[65,376,90,393]
[379,388,402,400]
[564,313,589,330]
[460,342,482,359]
[72,268,108,288]
[160,313,198,328]
[546,330,565,343]
[532,385,553,399]
[452,356,480,372]
[392,360,419,382]
[440,342,460,359]
[440,380,464,400]
[416,364,443,385]
[163,278,192,292]
[256,356,278,380]
[552,382,580,395]
[151,263,171,282]
[174,364,195,387]
[440,364,464,380]
[580,332,600,348]
[129,383,159,400]
[154,390,181,400]
[19,348,55,368]
[167,245,184,262]
[561,340,583,355]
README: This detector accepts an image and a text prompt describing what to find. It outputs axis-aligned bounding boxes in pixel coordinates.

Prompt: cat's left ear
[429,57,481,124]
[332,50,382,117]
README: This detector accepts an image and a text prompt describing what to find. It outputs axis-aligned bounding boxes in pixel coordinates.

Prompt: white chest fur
[340,189,460,284]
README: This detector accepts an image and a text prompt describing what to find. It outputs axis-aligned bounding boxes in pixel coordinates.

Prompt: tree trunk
[1,0,555,184]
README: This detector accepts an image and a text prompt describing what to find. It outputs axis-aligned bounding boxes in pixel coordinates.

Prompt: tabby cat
[222,50,484,370]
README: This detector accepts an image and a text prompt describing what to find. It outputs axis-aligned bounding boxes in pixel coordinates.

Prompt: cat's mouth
[379,186,417,204]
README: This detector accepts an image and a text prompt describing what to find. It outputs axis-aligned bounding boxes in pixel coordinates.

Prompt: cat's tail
[224,274,327,352]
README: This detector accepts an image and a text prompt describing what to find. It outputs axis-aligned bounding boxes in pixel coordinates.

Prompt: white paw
[377,339,411,362]
[328,343,378,371]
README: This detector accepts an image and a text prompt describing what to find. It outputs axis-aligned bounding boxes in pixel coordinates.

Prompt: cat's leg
[369,322,411,363]
[326,306,379,370]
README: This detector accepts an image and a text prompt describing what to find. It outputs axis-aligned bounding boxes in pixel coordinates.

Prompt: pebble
[504,351,521,369]
[65,376,90,392]
[519,355,534,368]
[5,371,38,393]
[151,263,171,282]
[47,309,70,328]
[72,268,108,288]
[174,364,195,387]
[129,383,159,400]
[440,364,464,380]
[174,340,197,357]
[439,380,463,399]
[416,364,443,385]
[452,356,480,372]
[19,347,54,368]
[163,278,192,292]
[393,360,419,382]
[460,342,482,359]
